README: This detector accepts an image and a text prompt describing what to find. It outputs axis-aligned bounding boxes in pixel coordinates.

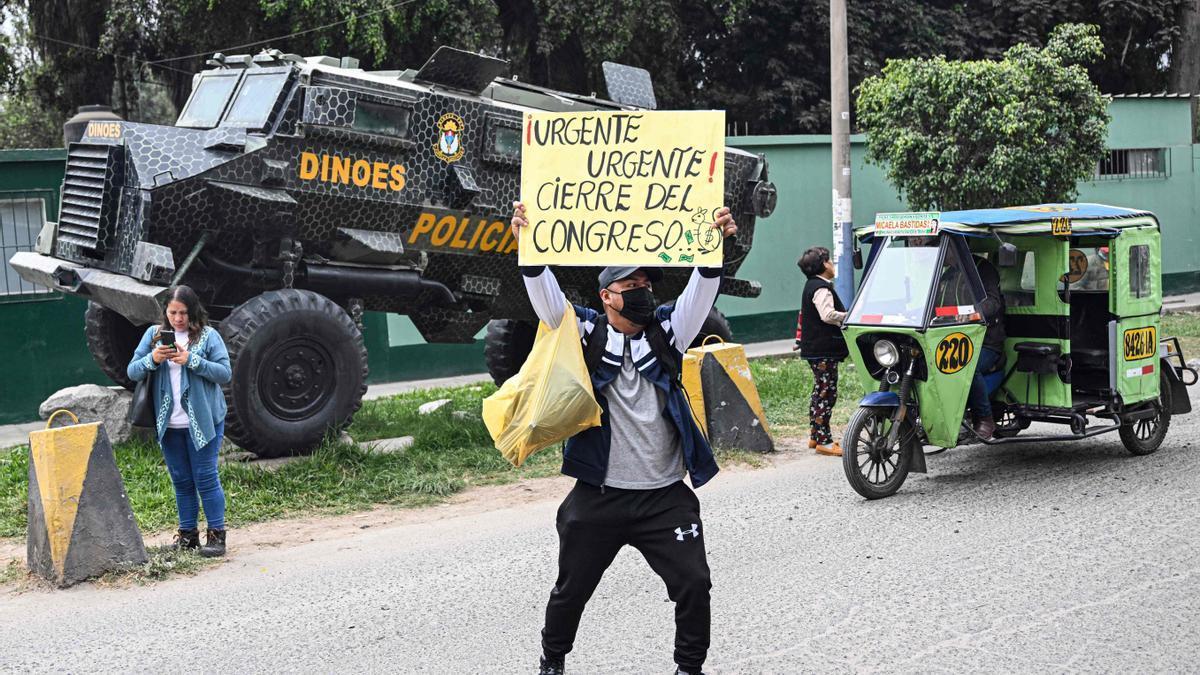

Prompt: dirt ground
[0,435,816,585]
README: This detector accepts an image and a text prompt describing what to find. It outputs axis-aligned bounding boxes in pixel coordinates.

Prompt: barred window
[1095,148,1169,179]
[1,195,54,301]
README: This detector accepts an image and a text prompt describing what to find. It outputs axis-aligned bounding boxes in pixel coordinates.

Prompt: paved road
[3,388,1198,673]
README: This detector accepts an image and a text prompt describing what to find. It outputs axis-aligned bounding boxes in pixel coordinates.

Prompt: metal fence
[1094,147,1170,180]
[0,189,57,303]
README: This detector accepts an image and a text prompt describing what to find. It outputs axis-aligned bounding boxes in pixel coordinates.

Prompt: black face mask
[613,286,657,326]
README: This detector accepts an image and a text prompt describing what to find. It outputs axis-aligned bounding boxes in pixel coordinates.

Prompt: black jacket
[800,277,849,359]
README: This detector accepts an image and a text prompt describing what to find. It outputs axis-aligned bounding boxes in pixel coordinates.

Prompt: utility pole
[829,0,854,305]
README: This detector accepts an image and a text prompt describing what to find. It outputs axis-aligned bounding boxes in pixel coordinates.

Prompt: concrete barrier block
[26,421,146,587]
[699,353,775,453]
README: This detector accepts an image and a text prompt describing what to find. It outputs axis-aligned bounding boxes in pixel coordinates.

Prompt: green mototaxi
[840,204,1198,499]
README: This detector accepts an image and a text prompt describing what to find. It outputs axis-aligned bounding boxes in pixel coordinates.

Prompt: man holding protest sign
[512,196,735,675]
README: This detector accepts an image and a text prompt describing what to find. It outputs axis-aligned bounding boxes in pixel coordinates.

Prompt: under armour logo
[675,524,700,541]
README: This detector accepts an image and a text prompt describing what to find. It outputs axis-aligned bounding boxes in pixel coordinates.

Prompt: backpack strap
[645,320,682,382]
[584,313,683,381]
[584,313,609,374]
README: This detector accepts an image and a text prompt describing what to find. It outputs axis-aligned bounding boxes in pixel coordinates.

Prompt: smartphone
[160,331,176,348]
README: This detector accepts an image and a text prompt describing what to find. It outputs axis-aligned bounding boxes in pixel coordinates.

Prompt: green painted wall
[3,98,1200,422]
[1079,97,1199,292]
[0,149,120,424]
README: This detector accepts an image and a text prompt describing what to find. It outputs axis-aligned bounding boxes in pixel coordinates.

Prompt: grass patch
[0,558,23,585]
[715,447,770,469]
[95,546,219,586]
[1163,311,1200,360]
[0,351,883,542]
[0,383,562,539]
[750,355,864,437]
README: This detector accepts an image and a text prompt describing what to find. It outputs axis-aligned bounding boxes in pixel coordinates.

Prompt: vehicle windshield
[847,237,941,327]
[221,71,289,129]
[177,73,240,129]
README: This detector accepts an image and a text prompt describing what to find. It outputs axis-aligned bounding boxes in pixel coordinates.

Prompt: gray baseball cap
[597,266,663,289]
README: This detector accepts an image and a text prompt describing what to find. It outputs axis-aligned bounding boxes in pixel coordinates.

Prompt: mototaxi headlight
[873,339,900,368]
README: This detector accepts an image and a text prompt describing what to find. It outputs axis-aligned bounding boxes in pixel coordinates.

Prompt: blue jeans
[160,422,226,530]
[967,348,1004,419]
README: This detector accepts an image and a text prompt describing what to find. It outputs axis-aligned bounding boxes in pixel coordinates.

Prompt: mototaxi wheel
[842,406,920,499]
[1118,371,1172,456]
[992,404,1030,439]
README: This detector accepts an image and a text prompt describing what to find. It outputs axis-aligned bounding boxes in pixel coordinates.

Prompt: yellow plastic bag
[482,304,602,466]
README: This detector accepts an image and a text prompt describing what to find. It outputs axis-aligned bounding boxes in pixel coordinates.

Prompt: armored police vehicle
[11,47,777,457]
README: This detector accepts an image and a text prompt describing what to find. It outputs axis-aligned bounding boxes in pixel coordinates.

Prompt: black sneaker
[200,528,226,558]
[538,656,564,675]
[172,528,200,551]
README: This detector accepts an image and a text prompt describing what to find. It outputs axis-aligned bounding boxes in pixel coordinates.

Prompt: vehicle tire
[1118,372,1172,456]
[842,406,919,499]
[219,289,367,458]
[484,319,537,385]
[993,405,1029,439]
[84,301,148,391]
[690,307,734,348]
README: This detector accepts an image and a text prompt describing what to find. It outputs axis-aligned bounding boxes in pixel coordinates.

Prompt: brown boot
[200,528,226,558]
[815,442,842,457]
[973,416,996,440]
[172,528,200,551]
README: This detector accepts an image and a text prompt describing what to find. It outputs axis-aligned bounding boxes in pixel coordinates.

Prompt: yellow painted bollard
[27,410,146,587]
[681,337,775,453]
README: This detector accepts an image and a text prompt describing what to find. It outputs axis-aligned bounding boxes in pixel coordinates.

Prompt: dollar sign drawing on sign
[694,218,721,253]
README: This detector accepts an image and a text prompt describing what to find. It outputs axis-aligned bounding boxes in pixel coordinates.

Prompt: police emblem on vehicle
[935,332,974,374]
[434,112,465,163]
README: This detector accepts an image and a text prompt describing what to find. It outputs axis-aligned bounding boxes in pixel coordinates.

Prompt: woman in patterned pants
[796,247,849,456]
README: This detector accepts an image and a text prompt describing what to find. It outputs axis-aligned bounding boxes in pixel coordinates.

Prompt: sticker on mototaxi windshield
[874,211,940,236]
[935,332,974,374]
[934,304,975,317]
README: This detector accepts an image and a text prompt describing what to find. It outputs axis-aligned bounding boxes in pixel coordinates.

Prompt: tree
[1169,0,1200,95]
[0,1,1191,147]
[855,23,1110,211]
[27,0,115,113]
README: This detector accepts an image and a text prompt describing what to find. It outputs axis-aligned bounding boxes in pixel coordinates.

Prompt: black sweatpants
[541,480,712,670]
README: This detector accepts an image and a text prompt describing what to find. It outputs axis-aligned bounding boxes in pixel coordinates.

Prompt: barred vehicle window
[0,196,54,302]
[351,100,411,138]
[1129,244,1151,298]
[493,125,520,157]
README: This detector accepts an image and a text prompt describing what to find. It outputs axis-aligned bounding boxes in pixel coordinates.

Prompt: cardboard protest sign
[519,110,725,266]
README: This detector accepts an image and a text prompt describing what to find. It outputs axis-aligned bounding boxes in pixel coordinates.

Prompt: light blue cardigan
[127,325,231,448]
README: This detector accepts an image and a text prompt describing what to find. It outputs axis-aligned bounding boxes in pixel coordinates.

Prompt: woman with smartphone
[126,285,232,557]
